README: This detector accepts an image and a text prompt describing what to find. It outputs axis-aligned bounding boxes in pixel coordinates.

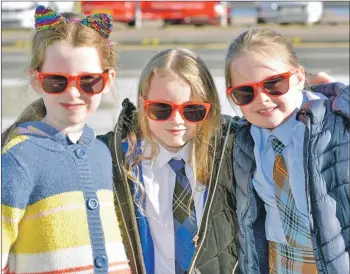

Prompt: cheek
[148,120,164,134]
[42,94,57,107]
[274,91,297,111]
[182,123,201,143]
[86,95,102,110]
[184,122,198,136]
[239,105,252,118]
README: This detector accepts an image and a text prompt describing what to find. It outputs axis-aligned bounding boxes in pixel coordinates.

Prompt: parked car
[143,1,230,26]
[257,1,323,25]
[80,1,230,27]
[1,2,75,29]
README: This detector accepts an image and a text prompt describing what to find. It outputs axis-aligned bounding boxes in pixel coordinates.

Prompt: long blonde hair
[124,48,221,204]
[224,26,302,90]
[1,11,117,147]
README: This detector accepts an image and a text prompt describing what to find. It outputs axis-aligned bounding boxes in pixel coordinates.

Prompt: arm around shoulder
[310,82,349,119]
[310,82,347,98]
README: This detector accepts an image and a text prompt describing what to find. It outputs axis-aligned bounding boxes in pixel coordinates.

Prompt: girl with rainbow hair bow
[1,5,130,274]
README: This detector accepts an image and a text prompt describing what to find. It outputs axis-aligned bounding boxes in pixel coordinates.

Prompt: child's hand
[306,72,335,85]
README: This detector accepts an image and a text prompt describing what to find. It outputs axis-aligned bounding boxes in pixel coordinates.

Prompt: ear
[295,66,306,89]
[138,95,146,107]
[29,69,42,95]
[102,69,116,95]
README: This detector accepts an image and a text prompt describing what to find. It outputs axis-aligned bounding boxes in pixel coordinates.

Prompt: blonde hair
[224,26,302,89]
[2,12,117,148]
[124,48,221,205]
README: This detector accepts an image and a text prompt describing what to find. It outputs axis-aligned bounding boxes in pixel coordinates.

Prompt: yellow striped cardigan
[1,121,130,274]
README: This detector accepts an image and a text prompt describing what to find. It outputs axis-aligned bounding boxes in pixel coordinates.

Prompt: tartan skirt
[269,241,318,274]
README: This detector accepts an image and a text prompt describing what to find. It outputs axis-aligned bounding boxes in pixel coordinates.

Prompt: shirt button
[75,148,87,159]
[95,255,107,268]
[87,198,99,210]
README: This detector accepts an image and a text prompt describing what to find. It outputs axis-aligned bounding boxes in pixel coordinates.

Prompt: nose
[254,86,271,104]
[65,80,81,98]
[170,109,185,124]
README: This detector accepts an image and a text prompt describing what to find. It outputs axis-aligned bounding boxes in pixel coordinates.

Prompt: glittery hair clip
[34,5,113,39]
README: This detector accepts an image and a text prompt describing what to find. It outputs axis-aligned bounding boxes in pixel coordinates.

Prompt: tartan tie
[271,136,313,248]
[168,158,197,274]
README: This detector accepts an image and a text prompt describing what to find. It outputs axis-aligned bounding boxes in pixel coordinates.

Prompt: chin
[158,138,187,152]
[265,120,284,130]
[163,138,185,147]
[66,117,87,127]
[251,117,282,130]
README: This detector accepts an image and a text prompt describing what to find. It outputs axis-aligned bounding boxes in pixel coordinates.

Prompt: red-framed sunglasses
[143,98,211,123]
[36,70,110,95]
[226,71,297,106]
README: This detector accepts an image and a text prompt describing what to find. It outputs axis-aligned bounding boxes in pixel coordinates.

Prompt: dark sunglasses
[36,70,110,95]
[226,71,296,106]
[143,98,211,123]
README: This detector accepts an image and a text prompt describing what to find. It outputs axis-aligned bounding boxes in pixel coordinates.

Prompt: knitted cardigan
[1,121,130,274]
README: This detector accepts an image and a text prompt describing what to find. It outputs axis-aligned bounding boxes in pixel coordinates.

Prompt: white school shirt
[141,141,206,274]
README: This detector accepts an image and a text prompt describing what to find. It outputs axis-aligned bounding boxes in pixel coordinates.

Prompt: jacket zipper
[113,132,147,274]
[187,137,218,273]
[188,121,233,273]
[242,170,255,273]
[237,126,255,273]
[302,115,327,273]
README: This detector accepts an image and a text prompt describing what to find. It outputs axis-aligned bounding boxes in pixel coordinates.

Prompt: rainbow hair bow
[34,5,113,39]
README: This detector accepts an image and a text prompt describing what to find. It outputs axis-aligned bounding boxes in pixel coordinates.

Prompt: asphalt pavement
[2,24,350,50]
[2,46,349,79]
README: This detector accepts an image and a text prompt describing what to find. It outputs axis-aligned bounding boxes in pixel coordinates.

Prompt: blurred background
[2,1,349,134]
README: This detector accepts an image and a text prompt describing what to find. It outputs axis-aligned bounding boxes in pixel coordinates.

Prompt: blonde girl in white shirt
[100,48,238,274]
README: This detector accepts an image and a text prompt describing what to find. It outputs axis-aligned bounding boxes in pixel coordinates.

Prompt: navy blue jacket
[233,84,349,274]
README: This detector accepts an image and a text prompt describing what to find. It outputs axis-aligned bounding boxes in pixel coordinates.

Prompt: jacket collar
[117,98,138,140]
[15,121,95,147]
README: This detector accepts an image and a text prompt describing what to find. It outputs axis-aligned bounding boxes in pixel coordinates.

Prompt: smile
[257,106,278,116]
[167,129,186,134]
[59,103,85,110]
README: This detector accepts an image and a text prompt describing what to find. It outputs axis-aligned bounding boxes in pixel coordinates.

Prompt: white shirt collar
[142,140,191,172]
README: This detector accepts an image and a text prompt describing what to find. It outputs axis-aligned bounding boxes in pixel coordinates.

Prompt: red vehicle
[80,1,230,26]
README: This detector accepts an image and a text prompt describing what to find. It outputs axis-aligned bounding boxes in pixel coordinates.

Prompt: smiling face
[229,51,305,129]
[31,41,115,131]
[145,74,200,152]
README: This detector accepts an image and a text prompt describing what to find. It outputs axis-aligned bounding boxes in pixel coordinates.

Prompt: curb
[133,37,349,46]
